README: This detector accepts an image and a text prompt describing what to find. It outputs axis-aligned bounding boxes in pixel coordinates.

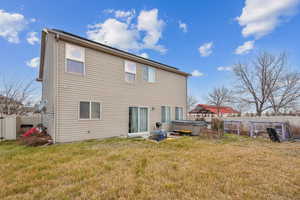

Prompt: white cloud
[237,0,300,38]
[198,42,213,57]
[137,9,166,53]
[178,21,188,32]
[26,57,40,68]
[139,52,149,59]
[26,32,39,45]
[115,10,134,18]
[103,9,114,13]
[191,70,204,77]
[235,40,255,55]
[87,8,166,53]
[104,9,136,24]
[217,66,232,71]
[87,18,140,51]
[0,9,28,43]
[115,9,135,23]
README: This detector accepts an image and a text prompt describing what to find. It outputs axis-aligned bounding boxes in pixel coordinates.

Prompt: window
[91,102,101,119]
[66,43,85,75]
[143,66,156,82]
[80,102,90,119]
[129,107,148,133]
[79,101,101,120]
[161,106,171,123]
[175,107,183,120]
[125,61,136,82]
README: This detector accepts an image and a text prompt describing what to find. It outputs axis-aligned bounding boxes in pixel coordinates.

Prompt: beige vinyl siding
[46,34,187,142]
[41,33,56,137]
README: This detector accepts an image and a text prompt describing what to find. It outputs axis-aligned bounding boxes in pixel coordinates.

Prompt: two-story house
[37,29,189,143]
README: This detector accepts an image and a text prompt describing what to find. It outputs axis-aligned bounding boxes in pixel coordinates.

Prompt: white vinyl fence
[0,115,16,140]
[222,116,300,127]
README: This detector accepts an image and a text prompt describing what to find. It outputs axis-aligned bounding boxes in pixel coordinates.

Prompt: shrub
[211,118,224,131]
[200,128,221,139]
[18,132,52,147]
[290,125,300,137]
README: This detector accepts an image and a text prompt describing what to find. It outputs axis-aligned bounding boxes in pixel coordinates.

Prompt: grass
[0,135,299,200]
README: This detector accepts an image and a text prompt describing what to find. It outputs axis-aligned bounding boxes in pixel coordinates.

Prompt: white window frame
[65,43,86,76]
[128,106,150,137]
[161,106,172,123]
[124,60,137,82]
[148,67,156,83]
[175,107,183,120]
[143,66,156,83]
[78,101,102,120]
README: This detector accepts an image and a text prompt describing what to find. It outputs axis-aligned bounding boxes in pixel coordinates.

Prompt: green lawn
[0,135,299,200]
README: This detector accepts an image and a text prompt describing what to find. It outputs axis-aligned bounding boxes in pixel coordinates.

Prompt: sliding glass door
[140,108,148,132]
[129,107,139,133]
[129,107,149,134]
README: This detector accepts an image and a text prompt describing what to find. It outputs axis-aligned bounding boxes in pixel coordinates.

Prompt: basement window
[124,60,136,82]
[79,101,101,120]
[66,43,85,75]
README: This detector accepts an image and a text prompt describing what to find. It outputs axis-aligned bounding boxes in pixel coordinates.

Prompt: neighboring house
[0,95,23,115]
[188,104,239,119]
[37,29,189,143]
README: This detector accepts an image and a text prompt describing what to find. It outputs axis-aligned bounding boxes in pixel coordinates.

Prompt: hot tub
[171,120,207,136]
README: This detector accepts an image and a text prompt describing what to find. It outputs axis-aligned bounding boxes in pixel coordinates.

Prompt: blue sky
[1,0,300,102]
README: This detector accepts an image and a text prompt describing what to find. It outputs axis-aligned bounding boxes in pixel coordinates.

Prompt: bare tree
[229,97,250,115]
[269,72,300,114]
[187,95,198,112]
[0,79,36,116]
[233,52,285,116]
[207,87,231,117]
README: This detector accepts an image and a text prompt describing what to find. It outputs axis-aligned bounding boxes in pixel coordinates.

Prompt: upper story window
[175,107,183,120]
[66,43,85,75]
[124,60,136,82]
[143,66,156,83]
[161,106,171,123]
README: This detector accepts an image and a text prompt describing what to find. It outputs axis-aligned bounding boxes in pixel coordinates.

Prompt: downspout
[52,33,60,143]
[185,76,188,120]
[40,31,46,136]
[0,113,3,140]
